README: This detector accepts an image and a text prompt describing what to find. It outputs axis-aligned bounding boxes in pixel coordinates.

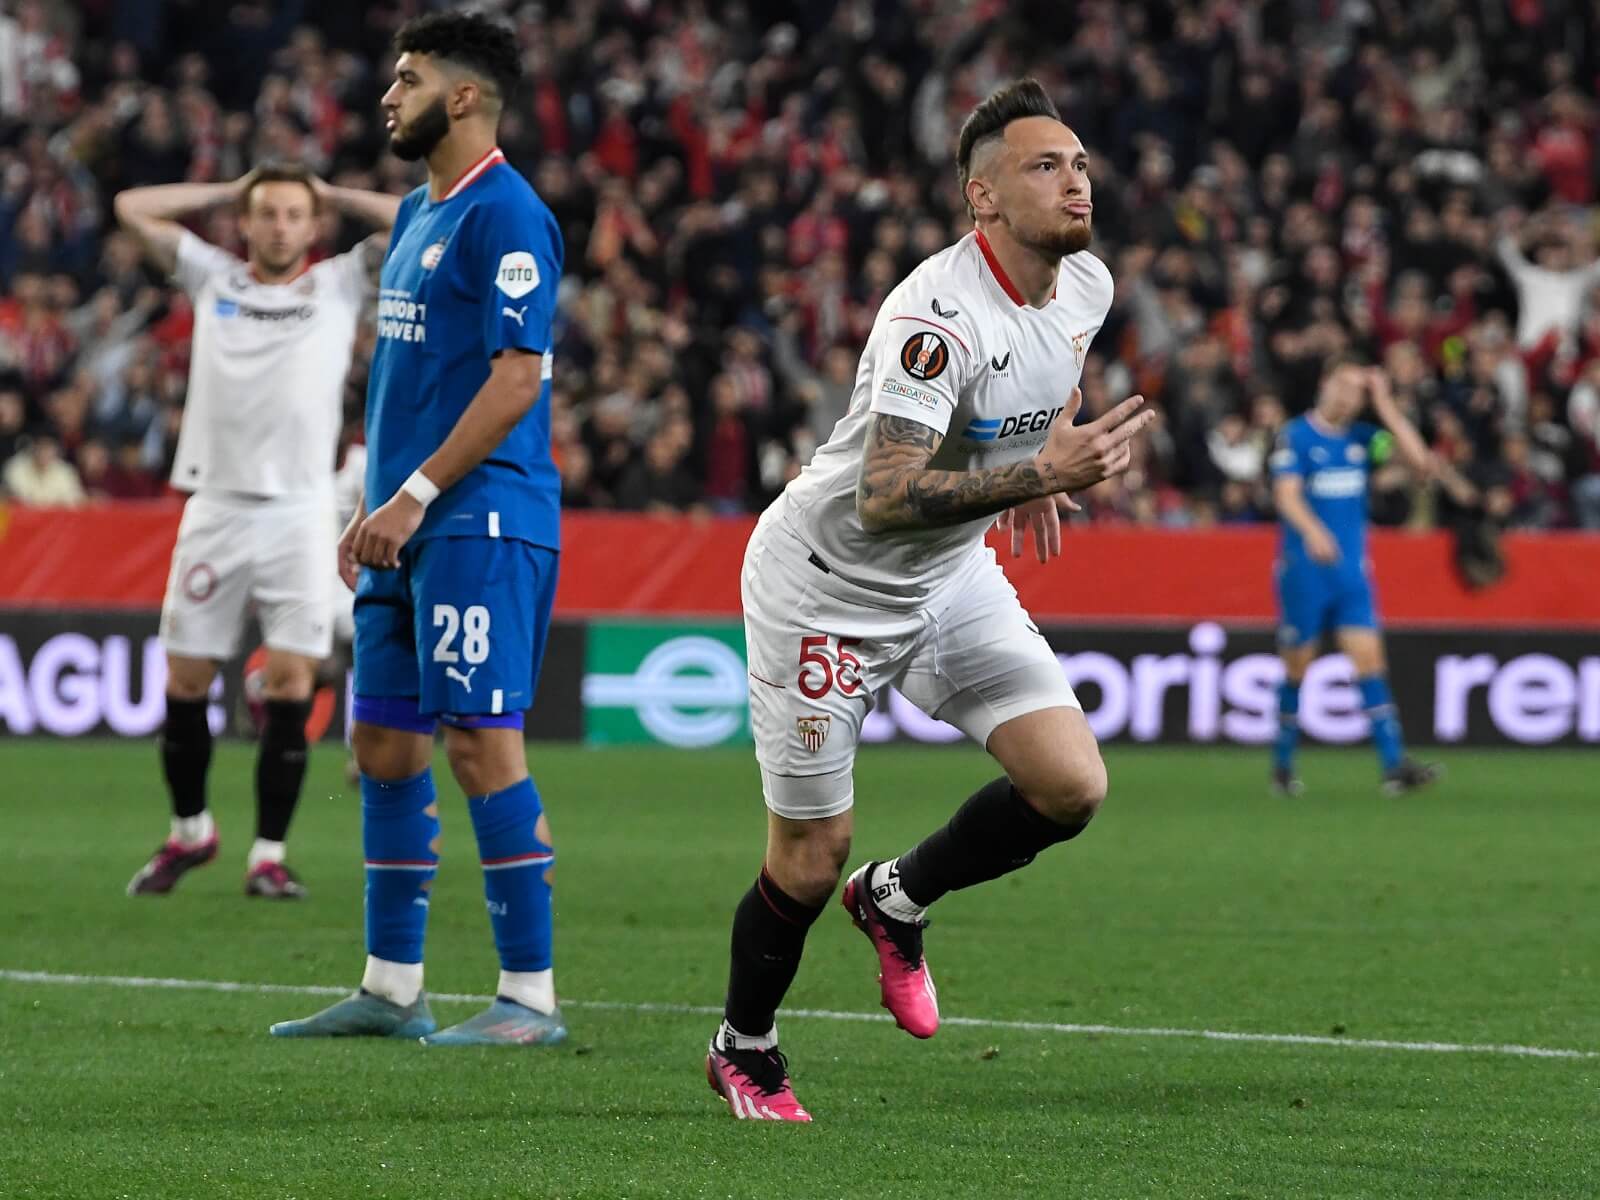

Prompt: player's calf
[849,768,1097,1038]
[707,858,829,1109]
[252,696,312,891]
[891,775,1097,915]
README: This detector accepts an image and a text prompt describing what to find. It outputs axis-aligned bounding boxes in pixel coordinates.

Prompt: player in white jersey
[116,164,399,900]
[705,80,1156,1121]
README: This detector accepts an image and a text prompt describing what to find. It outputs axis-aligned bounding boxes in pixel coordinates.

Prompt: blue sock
[1359,674,1405,772]
[1273,681,1301,773]
[468,777,554,973]
[361,769,440,965]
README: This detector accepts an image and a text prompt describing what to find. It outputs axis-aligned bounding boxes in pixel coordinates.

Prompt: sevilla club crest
[797,715,832,753]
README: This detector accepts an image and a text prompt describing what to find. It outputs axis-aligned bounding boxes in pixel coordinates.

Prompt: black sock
[723,868,825,1039]
[896,777,1091,907]
[255,699,311,843]
[160,696,212,819]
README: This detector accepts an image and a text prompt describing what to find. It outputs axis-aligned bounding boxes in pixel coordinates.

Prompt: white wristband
[400,469,440,508]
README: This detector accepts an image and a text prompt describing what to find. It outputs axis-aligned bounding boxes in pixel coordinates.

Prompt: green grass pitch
[2,741,1597,1199]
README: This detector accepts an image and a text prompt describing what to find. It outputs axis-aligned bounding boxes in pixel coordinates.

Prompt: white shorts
[743,516,1079,820]
[159,492,338,661]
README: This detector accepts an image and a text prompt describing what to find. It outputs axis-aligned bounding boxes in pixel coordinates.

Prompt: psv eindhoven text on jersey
[363,147,563,550]
[774,229,1114,605]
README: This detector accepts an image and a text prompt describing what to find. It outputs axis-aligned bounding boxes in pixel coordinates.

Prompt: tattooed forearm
[855,414,1060,532]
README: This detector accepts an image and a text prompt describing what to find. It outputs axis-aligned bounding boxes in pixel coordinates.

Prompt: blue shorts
[353,536,557,722]
[1275,558,1378,648]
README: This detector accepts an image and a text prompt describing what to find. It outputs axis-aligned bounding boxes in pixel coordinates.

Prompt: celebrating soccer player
[270,12,566,1045]
[704,80,1156,1121]
[117,165,398,899]
[1269,355,1466,796]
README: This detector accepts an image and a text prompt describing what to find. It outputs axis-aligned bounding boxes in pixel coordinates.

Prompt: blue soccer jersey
[1269,414,1388,643]
[365,148,562,548]
[1269,415,1385,563]
[354,149,564,721]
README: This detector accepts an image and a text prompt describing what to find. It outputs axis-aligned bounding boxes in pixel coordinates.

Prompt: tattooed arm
[856,415,1064,531]
[855,390,1156,534]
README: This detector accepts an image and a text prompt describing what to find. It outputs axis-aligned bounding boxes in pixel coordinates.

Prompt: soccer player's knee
[444,735,489,793]
[1026,754,1107,826]
[352,722,423,781]
[351,721,385,766]
[263,660,315,702]
[772,829,850,905]
[164,658,214,702]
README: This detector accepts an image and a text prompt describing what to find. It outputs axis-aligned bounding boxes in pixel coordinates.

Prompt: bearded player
[117,164,397,899]
[270,11,567,1046]
[704,80,1157,1121]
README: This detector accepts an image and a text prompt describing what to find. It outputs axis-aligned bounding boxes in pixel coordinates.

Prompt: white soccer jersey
[771,229,1114,606]
[168,232,368,497]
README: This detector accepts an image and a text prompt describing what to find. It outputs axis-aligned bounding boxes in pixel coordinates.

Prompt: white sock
[247,838,285,870]
[171,811,215,847]
[498,969,556,1014]
[361,955,423,1007]
[870,858,928,924]
[716,1019,778,1052]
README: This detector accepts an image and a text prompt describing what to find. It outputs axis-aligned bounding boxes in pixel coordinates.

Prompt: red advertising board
[2,503,1598,628]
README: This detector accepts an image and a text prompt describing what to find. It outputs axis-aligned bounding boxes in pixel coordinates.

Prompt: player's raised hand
[1364,367,1397,413]
[337,503,365,590]
[353,492,425,570]
[1041,388,1156,493]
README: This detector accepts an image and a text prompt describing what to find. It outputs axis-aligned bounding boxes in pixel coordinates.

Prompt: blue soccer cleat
[421,997,567,1047]
[269,989,436,1039]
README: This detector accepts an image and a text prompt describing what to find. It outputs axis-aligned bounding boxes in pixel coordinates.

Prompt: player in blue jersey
[1269,353,1456,797]
[271,12,566,1046]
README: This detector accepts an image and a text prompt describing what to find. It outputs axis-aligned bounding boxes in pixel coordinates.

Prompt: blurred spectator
[0,381,25,460]
[616,419,700,514]
[701,373,758,515]
[1495,210,1600,355]
[75,436,164,499]
[1569,362,1600,529]
[0,0,1597,531]
[4,430,84,505]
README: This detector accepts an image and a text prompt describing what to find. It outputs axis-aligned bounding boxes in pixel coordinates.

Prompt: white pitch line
[1,968,1595,1062]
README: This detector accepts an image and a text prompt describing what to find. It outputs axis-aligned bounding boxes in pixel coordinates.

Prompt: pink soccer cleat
[126,837,219,896]
[244,861,308,899]
[841,862,939,1039]
[705,1040,812,1122]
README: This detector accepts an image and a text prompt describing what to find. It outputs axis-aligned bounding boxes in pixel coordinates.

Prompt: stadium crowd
[2,0,1600,531]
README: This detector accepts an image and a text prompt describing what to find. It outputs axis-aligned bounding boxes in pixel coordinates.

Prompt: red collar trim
[441,147,505,200]
[975,228,1055,306]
